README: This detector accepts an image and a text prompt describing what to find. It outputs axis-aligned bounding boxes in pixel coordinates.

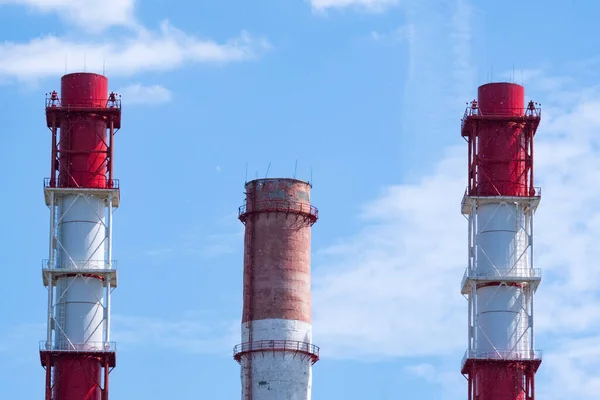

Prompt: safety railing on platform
[42,259,117,270]
[239,200,319,220]
[461,106,542,131]
[39,341,116,352]
[461,268,541,289]
[45,98,121,110]
[462,186,542,202]
[44,177,120,190]
[233,340,320,364]
[461,349,542,368]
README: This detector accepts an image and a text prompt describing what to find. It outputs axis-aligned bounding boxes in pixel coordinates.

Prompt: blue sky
[0,0,598,398]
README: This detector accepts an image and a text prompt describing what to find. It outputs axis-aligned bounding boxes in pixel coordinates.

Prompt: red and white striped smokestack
[40,73,121,400]
[233,178,320,400]
[460,82,542,399]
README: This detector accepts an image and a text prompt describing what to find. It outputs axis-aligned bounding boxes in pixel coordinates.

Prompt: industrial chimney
[40,73,121,400]
[460,82,542,399]
[233,178,320,399]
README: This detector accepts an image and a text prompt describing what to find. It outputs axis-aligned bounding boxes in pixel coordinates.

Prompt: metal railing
[233,340,320,364]
[44,177,120,190]
[463,106,542,119]
[461,349,542,368]
[461,268,541,288]
[46,98,121,110]
[39,340,116,352]
[461,106,542,132]
[239,200,319,220]
[43,259,117,270]
[462,186,541,200]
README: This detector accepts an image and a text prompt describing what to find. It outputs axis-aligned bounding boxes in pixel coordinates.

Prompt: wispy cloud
[141,217,244,260]
[449,0,473,97]
[0,1,271,85]
[116,83,172,105]
[0,322,46,365]
[313,147,466,359]
[113,313,238,356]
[405,363,437,381]
[0,0,138,32]
[370,25,414,43]
[399,0,476,147]
[313,0,475,361]
[405,363,464,399]
[312,60,600,398]
[540,336,600,398]
[309,0,400,12]
[0,23,270,84]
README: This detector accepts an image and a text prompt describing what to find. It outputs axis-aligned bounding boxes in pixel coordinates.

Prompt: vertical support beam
[107,195,113,266]
[45,355,52,400]
[467,209,473,273]
[467,128,473,194]
[529,199,535,356]
[472,126,478,195]
[108,120,114,184]
[106,279,112,344]
[470,283,476,352]
[529,202,535,268]
[50,117,57,187]
[468,374,473,400]
[530,285,535,355]
[471,202,477,269]
[467,291,472,353]
[46,277,54,348]
[48,192,55,266]
[103,361,110,400]
[46,192,55,349]
[469,129,475,194]
[529,128,534,195]
[106,194,113,346]
[530,371,535,400]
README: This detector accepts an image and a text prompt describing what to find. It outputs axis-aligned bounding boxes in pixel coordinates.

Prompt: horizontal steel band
[461,268,541,293]
[46,97,122,110]
[44,177,120,189]
[40,341,117,368]
[461,349,542,371]
[233,340,320,365]
[40,340,116,352]
[44,178,121,206]
[238,200,318,223]
[43,259,117,269]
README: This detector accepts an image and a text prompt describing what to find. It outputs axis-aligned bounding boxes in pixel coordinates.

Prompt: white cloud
[306,0,600,397]
[312,0,474,361]
[311,58,600,398]
[405,363,437,381]
[310,0,399,12]
[449,0,473,92]
[370,25,414,42]
[0,322,46,365]
[0,0,137,32]
[139,220,244,261]
[0,22,270,84]
[116,83,172,105]
[112,313,238,355]
[405,363,464,399]
[0,1,270,85]
[313,147,466,359]
[540,336,600,398]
